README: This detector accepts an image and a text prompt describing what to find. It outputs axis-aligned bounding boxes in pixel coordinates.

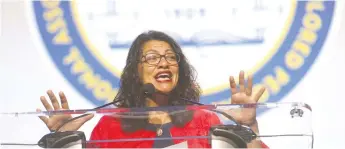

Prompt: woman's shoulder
[92,115,122,131]
[192,109,218,118]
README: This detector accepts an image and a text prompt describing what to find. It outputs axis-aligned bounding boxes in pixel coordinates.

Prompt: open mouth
[154,71,172,82]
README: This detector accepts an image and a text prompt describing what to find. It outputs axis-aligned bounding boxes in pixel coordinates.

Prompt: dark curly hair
[113,30,201,132]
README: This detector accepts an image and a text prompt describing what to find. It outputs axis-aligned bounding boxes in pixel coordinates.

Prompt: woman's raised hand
[37,90,94,132]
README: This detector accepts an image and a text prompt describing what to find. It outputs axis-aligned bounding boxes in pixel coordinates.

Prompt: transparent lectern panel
[0,103,312,149]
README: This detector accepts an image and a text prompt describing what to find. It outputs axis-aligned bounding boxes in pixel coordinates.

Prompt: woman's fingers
[254,87,266,102]
[38,90,78,131]
[47,90,60,110]
[232,71,253,95]
[59,91,69,110]
[239,71,245,92]
[40,96,53,111]
[229,76,238,94]
[246,75,253,96]
[78,114,94,124]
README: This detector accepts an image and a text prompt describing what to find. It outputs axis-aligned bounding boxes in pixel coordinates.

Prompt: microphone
[143,83,156,96]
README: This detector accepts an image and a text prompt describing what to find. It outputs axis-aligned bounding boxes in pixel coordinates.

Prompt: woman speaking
[37,30,267,148]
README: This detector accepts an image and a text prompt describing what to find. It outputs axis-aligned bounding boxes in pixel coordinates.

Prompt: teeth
[155,72,171,81]
[157,73,170,78]
[159,74,168,78]
[157,77,170,81]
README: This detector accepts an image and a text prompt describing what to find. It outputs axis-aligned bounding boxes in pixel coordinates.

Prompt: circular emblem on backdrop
[30,0,335,107]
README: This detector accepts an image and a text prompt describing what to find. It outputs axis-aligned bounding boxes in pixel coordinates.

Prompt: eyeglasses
[141,53,180,65]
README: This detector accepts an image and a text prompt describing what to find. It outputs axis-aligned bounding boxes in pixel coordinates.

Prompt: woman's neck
[145,93,169,107]
[146,93,171,124]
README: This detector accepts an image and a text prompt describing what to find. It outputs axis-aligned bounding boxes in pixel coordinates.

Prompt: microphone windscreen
[143,83,155,95]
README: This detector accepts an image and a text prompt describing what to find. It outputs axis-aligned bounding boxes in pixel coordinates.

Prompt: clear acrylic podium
[0,102,313,148]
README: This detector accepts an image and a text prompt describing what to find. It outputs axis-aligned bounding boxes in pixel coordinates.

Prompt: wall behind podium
[1,0,345,148]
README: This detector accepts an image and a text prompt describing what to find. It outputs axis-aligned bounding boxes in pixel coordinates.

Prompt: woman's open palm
[228,71,266,126]
[37,90,93,132]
